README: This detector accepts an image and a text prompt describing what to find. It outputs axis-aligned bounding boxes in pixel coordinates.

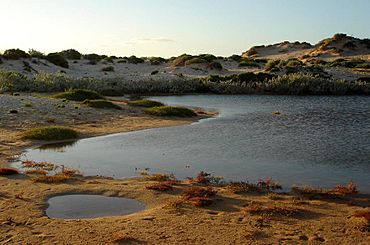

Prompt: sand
[0,94,369,244]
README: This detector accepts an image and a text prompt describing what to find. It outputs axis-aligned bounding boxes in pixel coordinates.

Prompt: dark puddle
[46,194,146,219]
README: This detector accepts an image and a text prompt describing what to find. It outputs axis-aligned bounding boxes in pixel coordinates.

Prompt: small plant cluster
[352,210,370,232]
[143,172,176,182]
[146,182,174,191]
[22,126,78,141]
[181,187,217,207]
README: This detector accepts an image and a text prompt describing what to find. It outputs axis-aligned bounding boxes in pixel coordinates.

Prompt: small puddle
[46,194,146,219]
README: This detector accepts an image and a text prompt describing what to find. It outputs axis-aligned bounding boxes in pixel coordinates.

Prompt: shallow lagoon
[20,95,370,192]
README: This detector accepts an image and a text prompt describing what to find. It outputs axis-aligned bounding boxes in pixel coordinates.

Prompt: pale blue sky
[0,0,369,57]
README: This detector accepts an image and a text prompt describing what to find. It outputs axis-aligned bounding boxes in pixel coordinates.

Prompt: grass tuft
[144,106,197,117]
[22,126,78,141]
[146,182,173,191]
[181,187,217,206]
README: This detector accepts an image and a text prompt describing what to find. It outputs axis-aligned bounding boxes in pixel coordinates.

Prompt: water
[45,195,146,219]
[19,95,370,192]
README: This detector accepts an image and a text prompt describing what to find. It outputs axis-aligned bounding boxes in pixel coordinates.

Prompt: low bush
[144,106,197,117]
[208,61,223,70]
[185,57,208,66]
[53,89,105,101]
[144,173,176,182]
[238,59,260,68]
[2,49,30,59]
[171,54,193,67]
[22,126,78,141]
[28,49,45,59]
[8,109,18,114]
[127,56,144,64]
[46,53,69,68]
[58,49,82,60]
[128,99,164,108]
[82,99,121,109]
[228,54,242,62]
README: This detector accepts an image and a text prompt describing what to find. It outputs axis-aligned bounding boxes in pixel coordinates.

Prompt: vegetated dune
[242,33,370,61]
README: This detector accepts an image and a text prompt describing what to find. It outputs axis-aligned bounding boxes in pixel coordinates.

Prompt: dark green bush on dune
[22,126,78,141]
[144,106,197,117]
[127,56,145,64]
[46,53,69,68]
[53,89,105,101]
[59,49,82,60]
[185,57,208,66]
[101,66,114,72]
[82,99,121,109]
[3,49,30,59]
[28,49,45,59]
[83,53,107,62]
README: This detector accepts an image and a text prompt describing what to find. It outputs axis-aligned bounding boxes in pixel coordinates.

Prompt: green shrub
[128,99,164,108]
[21,102,32,107]
[28,49,45,59]
[83,53,106,62]
[22,126,78,141]
[103,56,115,63]
[208,61,223,70]
[53,89,105,101]
[149,57,166,65]
[82,99,121,109]
[199,54,217,62]
[171,54,193,67]
[3,49,30,59]
[59,49,82,60]
[185,57,208,66]
[144,106,197,117]
[127,56,144,64]
[0,57,3,64]
[101,66,114,72]
[329,58,365,68]
[46,53,69,68]
[238,59,260,67]
[265,59,280,71]
[228,54,242,62]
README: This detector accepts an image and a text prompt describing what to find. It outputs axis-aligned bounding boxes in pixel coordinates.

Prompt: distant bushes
[127,56,144,64]
[83,53,107,63]
[185,57,208,66]
[2,49,30,59]
[328,58,366,68]
[46,53,69,68]
[1,70,369,95]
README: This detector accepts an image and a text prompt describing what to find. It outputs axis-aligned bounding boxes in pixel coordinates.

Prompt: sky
[0,0,369,57]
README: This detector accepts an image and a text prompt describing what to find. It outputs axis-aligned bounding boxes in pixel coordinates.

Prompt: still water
[19,95,370,192]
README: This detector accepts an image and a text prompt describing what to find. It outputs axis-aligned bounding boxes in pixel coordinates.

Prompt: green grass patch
[53,89,105,101]
[21,102,32,107]
[128,99,164,108]
[82,99,121,109]
[144,106,197,117]
[22,126,78,141]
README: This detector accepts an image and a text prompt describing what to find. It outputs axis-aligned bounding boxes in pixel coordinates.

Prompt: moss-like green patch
[128,99,164,108]
[144,106,197,117]
[22,126,78,141]
[82,99,121,109]
[53,89,105,101]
